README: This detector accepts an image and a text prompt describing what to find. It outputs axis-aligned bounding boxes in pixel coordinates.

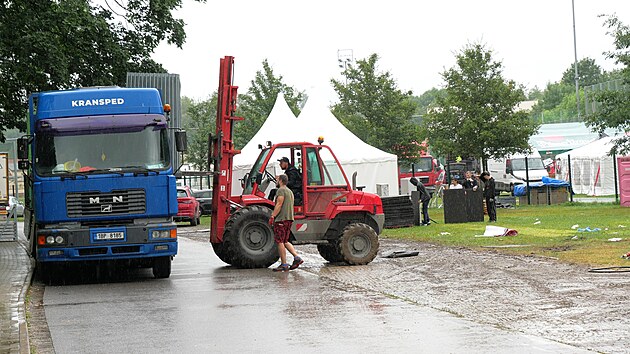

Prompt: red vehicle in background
[176,186,201,226]
[398,157,445,192]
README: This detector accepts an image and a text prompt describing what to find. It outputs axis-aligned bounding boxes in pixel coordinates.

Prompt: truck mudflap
[37,241,177,262]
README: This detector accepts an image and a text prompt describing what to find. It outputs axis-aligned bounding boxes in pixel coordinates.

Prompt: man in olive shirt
[269,174,303,271]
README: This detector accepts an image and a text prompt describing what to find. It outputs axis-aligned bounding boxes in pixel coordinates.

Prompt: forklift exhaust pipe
[352,171,357,190]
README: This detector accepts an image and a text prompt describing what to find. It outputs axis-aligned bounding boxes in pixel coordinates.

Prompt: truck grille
[67,189,146,217]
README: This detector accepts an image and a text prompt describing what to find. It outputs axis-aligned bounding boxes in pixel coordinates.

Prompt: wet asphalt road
[41,236,591,353]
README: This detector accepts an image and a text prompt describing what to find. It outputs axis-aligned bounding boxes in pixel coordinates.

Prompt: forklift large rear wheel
[224,205,278,268]
[152,256,171,278]
[317,243,344,263]
[338,223,379,265]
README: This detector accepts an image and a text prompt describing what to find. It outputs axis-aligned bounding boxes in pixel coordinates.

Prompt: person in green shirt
[269,174,303,271]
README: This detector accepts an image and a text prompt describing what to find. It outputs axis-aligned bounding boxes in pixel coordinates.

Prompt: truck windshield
[34,126,170,176]
[243,149,270,194]
[399,157,433,173]
[510,158,545,171]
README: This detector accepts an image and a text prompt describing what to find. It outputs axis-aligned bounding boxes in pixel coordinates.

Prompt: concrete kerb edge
[18,248,34,354]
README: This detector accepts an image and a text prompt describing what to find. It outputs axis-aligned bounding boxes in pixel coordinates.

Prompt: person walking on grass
[481,171,497,222]
[269,174,303,272]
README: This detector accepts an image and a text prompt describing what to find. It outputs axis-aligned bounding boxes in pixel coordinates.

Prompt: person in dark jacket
[480,171,497,222]
[462,171,479,191]
[411,177,432,226]
[278,157,303,206]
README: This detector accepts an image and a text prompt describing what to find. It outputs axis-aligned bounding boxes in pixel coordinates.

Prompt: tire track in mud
[296,238,630,354]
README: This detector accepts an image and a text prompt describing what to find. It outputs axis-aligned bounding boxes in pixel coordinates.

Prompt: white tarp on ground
[556,136,627,196]
[231,93,399,196]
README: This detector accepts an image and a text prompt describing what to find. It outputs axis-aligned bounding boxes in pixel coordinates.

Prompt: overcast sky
[152,0,630,103]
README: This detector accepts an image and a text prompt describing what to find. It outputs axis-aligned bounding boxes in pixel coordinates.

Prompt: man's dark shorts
[273,220,293,244]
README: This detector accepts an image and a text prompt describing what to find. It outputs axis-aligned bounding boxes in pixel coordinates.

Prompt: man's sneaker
[272,264,290,272]
[289,257,304,270]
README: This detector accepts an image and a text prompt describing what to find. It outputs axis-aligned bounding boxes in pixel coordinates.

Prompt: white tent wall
[556,136,622,196]
[231,93,399,196]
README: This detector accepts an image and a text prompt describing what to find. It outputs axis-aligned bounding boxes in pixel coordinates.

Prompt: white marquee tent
[231,93,399,196]
[556,136,626,196]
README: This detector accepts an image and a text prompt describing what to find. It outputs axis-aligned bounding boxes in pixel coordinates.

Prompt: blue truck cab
[20,87,180,279]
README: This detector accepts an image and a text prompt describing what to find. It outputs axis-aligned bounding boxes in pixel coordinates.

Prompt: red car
[176,186,201,226]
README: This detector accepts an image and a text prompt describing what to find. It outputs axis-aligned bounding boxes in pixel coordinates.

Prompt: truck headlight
[55,236,64,244]
[151,229,173,239]
[46,236,55,244]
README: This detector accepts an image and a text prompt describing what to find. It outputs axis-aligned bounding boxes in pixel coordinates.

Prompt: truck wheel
[212,241,234,265]
[337,223,379,265]
[317,243,343,263]
[223,205,278,268]
[152,256,171,278]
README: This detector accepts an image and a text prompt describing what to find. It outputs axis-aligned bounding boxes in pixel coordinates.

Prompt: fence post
[525,156,531,205]
[613,151,619,204]
[568,154,574,202]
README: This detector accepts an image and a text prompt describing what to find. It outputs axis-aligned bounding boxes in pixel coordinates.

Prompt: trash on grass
[577,227,601,232]
[608,238,623,242]
[475,225,518,237]
[381,250,420,258]
[439,232,451,236]
[571,224,579,229]
[533,221,541,225]
[622,252,630,259]
[619,225,627,228]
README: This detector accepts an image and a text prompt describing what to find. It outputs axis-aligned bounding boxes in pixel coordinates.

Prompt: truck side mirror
[175,131,187,152]
[17,137,29,160]
[255,173,262,185]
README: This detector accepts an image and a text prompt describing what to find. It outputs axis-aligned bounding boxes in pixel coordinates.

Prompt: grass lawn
[383,202,630,267]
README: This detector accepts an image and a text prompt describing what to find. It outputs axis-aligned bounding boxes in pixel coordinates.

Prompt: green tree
[561,57,604,87]
[183,95,217,171]
[422,43,538,167]
[331,53,421,163]
[0,0,203,142]
[410,88,444,124]
[234,59,305,149]
[585,15,630,154]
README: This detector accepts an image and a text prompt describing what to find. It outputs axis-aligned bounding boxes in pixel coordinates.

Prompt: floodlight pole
[572,0,580,120]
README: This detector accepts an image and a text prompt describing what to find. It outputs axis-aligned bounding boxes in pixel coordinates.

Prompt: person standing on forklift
[269,174,304,272]
[480,171,497,222]
[278,157,303,206]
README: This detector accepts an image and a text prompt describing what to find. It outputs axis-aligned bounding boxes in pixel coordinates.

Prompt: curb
[17,240,33,354]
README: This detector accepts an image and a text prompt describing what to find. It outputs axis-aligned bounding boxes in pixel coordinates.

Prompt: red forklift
[209,56,385,268]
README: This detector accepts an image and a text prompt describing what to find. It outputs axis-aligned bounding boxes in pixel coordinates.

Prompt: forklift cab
[243,142,352,217]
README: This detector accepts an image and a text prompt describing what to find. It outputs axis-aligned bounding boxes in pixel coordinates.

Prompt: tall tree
[0,0,203,142]
[422,43,538,167]
[561,57,604,87]
[234,59,305,149]
[183,95,217,171]
[331,53,421,163]
[585,15,630,155]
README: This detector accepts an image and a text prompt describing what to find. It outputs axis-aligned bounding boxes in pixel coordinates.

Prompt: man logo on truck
[89,196,124,204]
[71,98,125,107]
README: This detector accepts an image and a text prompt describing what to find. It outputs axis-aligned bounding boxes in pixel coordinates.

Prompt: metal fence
[584,79,625,116]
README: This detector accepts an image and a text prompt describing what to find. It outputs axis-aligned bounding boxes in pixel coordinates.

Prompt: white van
[487,149,549,192]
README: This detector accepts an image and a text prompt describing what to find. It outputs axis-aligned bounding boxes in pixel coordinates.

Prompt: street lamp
[337,49,354,84]
[572,0,580,120]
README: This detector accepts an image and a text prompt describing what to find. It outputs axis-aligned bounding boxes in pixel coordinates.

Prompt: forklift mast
[210,56,243,243]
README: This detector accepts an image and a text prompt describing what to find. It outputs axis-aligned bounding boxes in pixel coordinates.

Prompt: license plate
[95,231,125,240]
